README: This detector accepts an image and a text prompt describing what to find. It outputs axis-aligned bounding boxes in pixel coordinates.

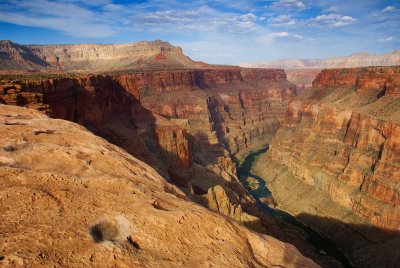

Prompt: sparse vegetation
[91,219,119,242]
[3,144,16,152]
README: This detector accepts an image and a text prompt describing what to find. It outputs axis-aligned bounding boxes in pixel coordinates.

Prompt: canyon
[254,66,400,267]
[1,60,337,265]
[0,104,317,267]
[0,67,296,204]
[0,40,399,267]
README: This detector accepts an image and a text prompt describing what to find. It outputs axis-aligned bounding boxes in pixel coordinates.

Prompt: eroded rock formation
[201,185,264,232]
[0,40,199,72]
[0,104,318,267]
[241,50,400,90]
[0,67,296,230]
[254,66,400,267]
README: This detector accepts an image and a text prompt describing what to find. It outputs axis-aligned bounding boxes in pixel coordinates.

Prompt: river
[238,146,352,268]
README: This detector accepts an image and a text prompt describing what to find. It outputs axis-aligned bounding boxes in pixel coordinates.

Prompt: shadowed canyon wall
[0,104,320,267]
[3,68,348,265]
[0,68,297,231]
[3,65,399,267]
[254,66,400,267]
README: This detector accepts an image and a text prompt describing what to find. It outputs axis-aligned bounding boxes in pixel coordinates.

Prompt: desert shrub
[91,219,119,242]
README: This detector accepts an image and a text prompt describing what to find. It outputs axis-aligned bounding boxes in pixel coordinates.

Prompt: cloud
[132,7,260,33]
[310,13,356,27]
[270,32,301,38]
[378,36,397,43]
[0,12,116,38]
[0,0,261,37]
[206,0,257,11]
[134,10,200,25]
[382,6,397,13]
[0,0,398,64]
[257,31,304,43]
[323,6,338,13]
[59,0,112,5]
[269,0,306,10]
[268,15,297,26]
[0,0,117,37]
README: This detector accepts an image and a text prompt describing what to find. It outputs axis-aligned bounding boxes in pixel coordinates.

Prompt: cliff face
[0,68,296,230]
[241,51,400,90]
[0,104,318,267]
[254,66,400,267]
[0,40,197,71]
[313,67,400,98]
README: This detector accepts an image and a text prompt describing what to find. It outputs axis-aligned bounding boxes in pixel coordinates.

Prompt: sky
[0,0,399,64]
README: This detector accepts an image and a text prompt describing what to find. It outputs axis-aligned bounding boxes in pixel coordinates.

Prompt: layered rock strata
[0,68,296,229]
[0,40,197,71]
[241,51,400,90]
[254,66,400,267]
[0,104,318,267]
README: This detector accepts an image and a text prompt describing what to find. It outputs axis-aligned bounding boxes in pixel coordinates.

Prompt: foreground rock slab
[0,104,317,267]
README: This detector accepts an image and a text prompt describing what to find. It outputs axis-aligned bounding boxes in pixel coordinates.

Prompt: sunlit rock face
[0,104,319,267]
[241,51,400,91]
[254,66,400,267]
[0,67,296,230]
[0,40,197,71]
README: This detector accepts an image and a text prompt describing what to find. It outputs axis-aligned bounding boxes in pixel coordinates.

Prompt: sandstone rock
[0,104,318,267]
[0,40,196,71]
[203,185,262,229]
[0,68,296,228]
[245,177,260,190]
[241,51,400,91]
[313,66,400,98]
[255,66,400,267]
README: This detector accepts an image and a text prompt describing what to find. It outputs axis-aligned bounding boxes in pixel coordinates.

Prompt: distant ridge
[0,40,200,72]
[240,50,400,69]
[240,50,400,89]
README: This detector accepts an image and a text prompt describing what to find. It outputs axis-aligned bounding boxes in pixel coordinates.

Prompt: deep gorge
[238,147,352,268]
[1,66,399,267]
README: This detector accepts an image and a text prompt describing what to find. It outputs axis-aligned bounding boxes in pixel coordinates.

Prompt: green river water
[238,147,352,268]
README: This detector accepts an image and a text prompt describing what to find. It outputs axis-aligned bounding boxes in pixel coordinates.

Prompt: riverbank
[238,147,352,268]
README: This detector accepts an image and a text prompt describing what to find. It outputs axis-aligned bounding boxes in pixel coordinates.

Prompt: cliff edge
[0,104,317,267]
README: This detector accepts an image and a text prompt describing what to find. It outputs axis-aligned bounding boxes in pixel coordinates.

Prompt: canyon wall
[241,51,400,90]
[0,68,296,229]
[0,104,319,267]
[0,40,198,72]
[254,66,400,267]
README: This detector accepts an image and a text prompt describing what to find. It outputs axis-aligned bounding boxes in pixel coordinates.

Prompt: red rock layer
[0,40,197,71]
[313,66,400,97]
[272,101,400,229]
[0,68,296,228]
[0,104,319,268]
[256,66,400,267]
